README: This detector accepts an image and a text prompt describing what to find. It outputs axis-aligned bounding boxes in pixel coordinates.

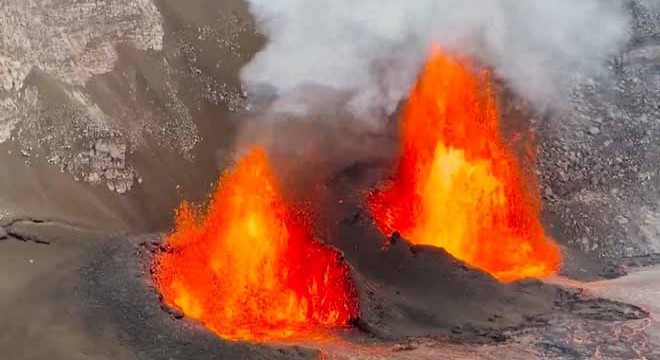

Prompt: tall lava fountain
[368,49,561,282]
[153,147,359,341]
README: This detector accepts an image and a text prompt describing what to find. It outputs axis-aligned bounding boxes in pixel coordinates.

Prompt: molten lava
[368,49,561,282]
[154,147,359,342]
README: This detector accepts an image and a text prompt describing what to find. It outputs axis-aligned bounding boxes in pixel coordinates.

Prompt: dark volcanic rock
[313,170,559,341]
[536,341,583,359]
[557,289,649,321]
[1,214,657,360]
[79,235,319,360]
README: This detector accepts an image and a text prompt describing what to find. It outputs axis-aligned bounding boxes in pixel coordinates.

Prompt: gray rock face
[0,0,256,230]
[0,0,166,193]
[538,0,660,260]
[0,0,253,200]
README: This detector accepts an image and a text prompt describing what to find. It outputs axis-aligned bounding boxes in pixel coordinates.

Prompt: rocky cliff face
[538,0,660,261]
[0,0,166,193]
[0,0,257,230]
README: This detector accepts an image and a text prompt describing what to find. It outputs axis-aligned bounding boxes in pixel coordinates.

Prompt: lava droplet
[153,146,359,342]
[367,47,561,282]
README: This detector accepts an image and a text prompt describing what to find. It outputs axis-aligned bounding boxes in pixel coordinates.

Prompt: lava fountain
[368,48,561,282]
[153,147,359,342]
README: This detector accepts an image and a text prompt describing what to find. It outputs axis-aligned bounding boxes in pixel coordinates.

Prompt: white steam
[242,0,630,121]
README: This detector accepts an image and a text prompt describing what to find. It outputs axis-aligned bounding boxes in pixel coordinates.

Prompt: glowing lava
[368,49,561,282]
[153,147,359,342]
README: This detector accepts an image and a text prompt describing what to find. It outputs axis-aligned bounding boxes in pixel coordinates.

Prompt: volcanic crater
[1,1,660,360]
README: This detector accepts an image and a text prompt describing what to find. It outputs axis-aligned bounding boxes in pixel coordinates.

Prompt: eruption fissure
[368,48,561,282]
[153,147,359,342]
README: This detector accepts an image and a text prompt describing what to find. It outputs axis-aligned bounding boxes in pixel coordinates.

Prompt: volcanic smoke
[242,0,629,119]
[153,147,359,342]
[368,49,561,282]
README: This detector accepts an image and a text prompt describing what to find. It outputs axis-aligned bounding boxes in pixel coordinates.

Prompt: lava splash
[368,48,561,282]
[153,147,359,342]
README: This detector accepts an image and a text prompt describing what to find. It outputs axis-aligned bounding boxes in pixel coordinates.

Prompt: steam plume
[241,0,630,120]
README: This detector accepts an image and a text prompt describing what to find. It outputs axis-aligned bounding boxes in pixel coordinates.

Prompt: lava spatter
[154,146,359,342]
[368,48,561,282]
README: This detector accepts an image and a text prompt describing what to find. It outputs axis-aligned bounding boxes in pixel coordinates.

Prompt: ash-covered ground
[1,0,660,359]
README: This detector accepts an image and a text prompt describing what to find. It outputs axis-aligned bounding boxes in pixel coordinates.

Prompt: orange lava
[367,48,561,282]
[153,147,359,342]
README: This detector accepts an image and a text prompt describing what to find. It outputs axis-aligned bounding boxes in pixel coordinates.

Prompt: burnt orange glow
[368,48,561,282]
[154,147,359,342]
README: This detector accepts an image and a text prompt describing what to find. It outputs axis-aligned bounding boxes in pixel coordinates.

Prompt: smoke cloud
[241,0,630,121]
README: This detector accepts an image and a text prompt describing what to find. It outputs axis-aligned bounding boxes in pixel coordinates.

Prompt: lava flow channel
[153,147,359,342]
[368,48,561,282]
